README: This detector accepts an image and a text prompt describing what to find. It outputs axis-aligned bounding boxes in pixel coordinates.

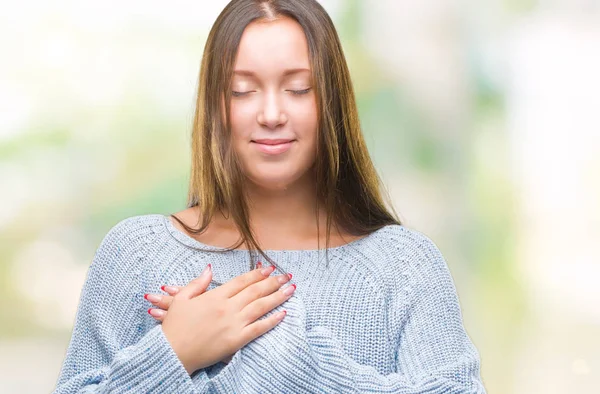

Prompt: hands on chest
[143,262,297,374]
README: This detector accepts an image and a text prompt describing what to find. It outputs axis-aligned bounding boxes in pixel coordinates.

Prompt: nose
[257,90,287,129]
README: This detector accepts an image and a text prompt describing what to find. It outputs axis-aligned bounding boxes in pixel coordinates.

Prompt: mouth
[251,139,295,145]
[250,139,295,155]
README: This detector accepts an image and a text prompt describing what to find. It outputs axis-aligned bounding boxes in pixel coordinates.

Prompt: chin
[246,172,304,191]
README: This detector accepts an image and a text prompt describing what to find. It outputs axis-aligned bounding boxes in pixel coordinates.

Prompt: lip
[251,140,295,155]
[252,139,294,145]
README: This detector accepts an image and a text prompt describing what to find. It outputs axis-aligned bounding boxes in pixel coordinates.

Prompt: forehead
[234,17,311,76]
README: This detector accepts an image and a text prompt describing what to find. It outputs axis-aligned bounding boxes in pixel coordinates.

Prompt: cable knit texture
[54,214,486,393]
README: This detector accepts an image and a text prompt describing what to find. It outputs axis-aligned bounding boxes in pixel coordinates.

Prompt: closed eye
[232,91,254,97]
[232,88,312,97]
[289,88,312,95]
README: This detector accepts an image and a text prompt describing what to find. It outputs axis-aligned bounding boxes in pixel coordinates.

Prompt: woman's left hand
[144,285,234,364]
[143,261,265,364]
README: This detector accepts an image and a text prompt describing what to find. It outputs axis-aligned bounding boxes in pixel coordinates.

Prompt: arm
[53,218,206,393]
[208,236,486,393]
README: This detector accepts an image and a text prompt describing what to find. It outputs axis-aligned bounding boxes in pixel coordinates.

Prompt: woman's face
[228,16,318,191]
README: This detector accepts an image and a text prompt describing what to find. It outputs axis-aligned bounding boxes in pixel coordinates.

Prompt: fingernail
[144,294,162,303]
[201,264,212,276]
[287,273,292,280]
[282,284,296,296]
[276,310,287,320]
[148,308,165,317]
[256,262,263,269]
[161,285,178,294]
[261,265,275,276]
[277,274,290,284]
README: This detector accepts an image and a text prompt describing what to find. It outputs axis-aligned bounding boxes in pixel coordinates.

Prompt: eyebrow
[233,68,311,77]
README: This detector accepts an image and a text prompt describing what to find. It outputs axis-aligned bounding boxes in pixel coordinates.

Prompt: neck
[216,172,337,246]
[245,179,322,238]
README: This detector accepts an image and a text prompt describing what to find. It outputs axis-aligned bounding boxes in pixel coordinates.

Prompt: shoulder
[98,214,166,248]
[368,224,445,266]
[347,224,449,292]
[365,224,453,296]
[92,213,167,269]
[79,213,170,297]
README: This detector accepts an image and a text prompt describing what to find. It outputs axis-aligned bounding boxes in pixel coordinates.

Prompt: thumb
[178,264,212,299]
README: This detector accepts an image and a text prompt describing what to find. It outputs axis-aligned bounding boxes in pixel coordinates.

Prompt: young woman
[54,0,486,392]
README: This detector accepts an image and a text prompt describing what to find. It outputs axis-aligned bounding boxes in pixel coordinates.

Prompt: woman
[54,0,486,392]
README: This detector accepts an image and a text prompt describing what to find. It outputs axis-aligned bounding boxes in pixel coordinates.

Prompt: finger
[144,293,174,310]
[163,264,261,297]
[162,263,262,298]
[147,308,166,322]
[240,280,295,324]
[212,262,274,299]
[240,308,287,345]
[232,273,291,311]
[160,285,180,295]
[177,264,213,299]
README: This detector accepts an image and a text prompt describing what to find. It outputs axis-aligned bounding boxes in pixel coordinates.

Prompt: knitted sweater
[54,213,486,393]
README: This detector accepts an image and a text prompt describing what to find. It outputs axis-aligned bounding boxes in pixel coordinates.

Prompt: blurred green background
[1,0,599,392]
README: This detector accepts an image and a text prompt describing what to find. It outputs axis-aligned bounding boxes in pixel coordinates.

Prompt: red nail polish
[144,294,149,300]
[287,273,292,280]
[257,262,262,268]
[147,308,152,315]
[160,285,166,292]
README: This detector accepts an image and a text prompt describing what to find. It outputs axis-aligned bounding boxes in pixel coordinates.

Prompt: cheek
[291,100,318,146]
[230,102,255,142]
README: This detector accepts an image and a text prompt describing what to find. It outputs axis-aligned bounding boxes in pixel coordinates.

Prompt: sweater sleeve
[207,236,487,393]
[53,218,207,393]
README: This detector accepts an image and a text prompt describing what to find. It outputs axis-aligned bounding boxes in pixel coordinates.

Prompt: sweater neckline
[160,214,381,254]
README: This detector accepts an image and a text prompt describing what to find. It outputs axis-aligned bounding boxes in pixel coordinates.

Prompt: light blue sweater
[54,214,486,393]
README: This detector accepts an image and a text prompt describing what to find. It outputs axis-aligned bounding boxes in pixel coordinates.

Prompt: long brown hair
[171,0,401,278]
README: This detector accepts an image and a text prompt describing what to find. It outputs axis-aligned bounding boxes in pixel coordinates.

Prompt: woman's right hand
[161,263,296,375]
